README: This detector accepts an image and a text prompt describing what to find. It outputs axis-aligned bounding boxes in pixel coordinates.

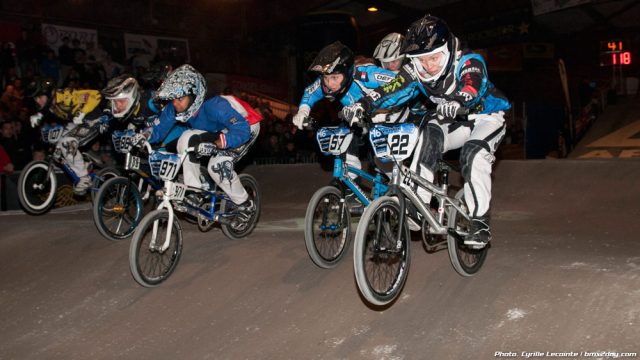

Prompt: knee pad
[419,124,444,171]
[460,140,491,181]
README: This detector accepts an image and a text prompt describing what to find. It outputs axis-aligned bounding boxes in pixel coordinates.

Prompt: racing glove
[30,112,43,128]
[436,101,461,119]
[72,112,86,125]
[340,103,364,127]
[97,114,111,134]
[292,105,310,130]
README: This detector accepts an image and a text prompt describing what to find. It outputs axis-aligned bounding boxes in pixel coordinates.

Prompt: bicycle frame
[41,121,106,189]
[367,122,470,245]
[148,146,231,252]
[316,124,388,206]
[331,155,388,207]
[389,164,469,237]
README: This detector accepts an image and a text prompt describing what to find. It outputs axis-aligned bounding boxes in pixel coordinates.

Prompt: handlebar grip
[302,117,315,130]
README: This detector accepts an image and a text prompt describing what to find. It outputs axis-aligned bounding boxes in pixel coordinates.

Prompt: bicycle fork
[150,185,177,253]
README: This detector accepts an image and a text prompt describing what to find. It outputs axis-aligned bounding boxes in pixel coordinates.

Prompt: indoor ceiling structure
[295,0,640,34]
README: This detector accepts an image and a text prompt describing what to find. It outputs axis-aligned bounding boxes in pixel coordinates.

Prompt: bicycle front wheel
[129,210,183,287]
[304,186,351,269]
[353,196,410,307]
[447,189,488,276]
[90,167,121,203]
[93,176,143,241]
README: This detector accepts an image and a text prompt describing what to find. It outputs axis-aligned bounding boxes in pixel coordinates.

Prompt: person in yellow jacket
[27,78,103,194]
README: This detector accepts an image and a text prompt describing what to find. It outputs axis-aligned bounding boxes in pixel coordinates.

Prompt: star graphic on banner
[519,22,530,34]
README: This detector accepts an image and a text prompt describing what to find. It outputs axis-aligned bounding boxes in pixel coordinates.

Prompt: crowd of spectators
[0,30,326,177]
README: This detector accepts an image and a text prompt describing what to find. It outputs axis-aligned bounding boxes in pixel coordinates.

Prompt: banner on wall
[41,23,97,54]
[124,33,190,64]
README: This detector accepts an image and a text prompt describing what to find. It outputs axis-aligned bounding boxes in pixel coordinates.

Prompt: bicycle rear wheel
[220,174,261,240]
[17,160,57,215]
[353,196,410,306]
[304,186,351,269]
[129,210,183,287]
[447,189,488,276]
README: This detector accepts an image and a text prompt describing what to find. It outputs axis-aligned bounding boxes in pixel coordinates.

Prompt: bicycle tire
[129,209,183,287]
[304,186,351,269]
[17,160,58,215]
[220,174,261,240]
[93,176,143,241]
[447,189,488,276]
[353,195,410,306]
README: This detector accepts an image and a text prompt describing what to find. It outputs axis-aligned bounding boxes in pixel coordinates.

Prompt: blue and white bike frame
[316,126,388,205]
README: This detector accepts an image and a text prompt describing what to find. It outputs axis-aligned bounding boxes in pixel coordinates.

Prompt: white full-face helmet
[373,32,405,70]
[102,74,141,120]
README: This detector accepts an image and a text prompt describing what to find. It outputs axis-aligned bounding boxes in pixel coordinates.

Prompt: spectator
[0,143,14,174]
[10,118,32,169]
[0,121,17,165]
[58,37,74,86]
[86,41,107,64]
[40,49,60,83]
[101,54,124,79]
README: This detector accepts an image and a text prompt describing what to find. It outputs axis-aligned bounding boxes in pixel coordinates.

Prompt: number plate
[369,123,419,162]
[149,151,181,181]
[126,154,141,170]
[41,125,64,144]
[317,127,353,155]
[167,183,187,201]
[112,129,136,153]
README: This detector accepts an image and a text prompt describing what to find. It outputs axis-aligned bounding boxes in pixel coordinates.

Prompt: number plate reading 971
[168,183,187,201]
[159,159,179,180]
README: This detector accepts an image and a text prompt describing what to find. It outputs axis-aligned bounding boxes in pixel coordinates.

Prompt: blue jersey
[149,96,250,149]
[299,64,397,108]
[360,51,510,115]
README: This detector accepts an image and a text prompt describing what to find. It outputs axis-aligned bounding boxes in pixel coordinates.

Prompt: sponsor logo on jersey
[381,75,406,94]
[373,73,394,83]
[460,66,481,77]
[305,81,321,95]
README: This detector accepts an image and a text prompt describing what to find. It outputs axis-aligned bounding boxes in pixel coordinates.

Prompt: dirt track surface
[1,161,639,360]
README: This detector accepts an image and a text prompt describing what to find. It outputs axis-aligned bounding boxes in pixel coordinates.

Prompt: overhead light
[368,6,378,12]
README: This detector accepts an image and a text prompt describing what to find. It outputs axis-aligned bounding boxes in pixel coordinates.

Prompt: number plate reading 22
[369,123,419,162]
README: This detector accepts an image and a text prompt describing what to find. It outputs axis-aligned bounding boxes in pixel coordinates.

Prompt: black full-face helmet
[308,41,355,101]
[26,77,55,110]
[401,14,455,85]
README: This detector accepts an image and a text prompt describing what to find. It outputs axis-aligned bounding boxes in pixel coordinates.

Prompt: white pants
[410,112,506,218]
[57,123,88,178]
[177,123,260,205]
